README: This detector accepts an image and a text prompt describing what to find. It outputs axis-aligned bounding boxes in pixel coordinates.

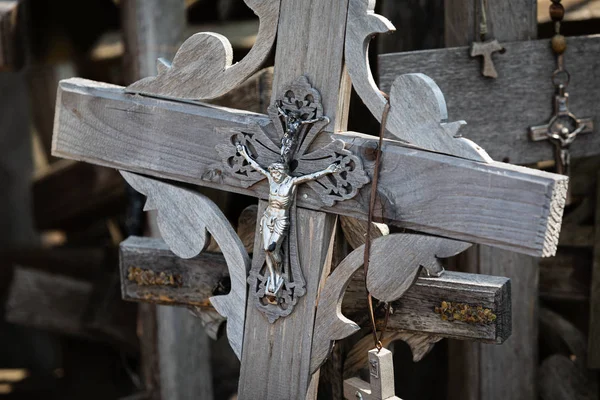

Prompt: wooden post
[120,2,206,400]
[444,1,539,399]
[237,1,350,398]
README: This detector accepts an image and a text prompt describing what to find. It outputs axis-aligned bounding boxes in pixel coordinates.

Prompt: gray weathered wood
[121,0,186,85]
[588,171,600,368]
[120,3,190,399]
[126,0,279,100]
[271,0,351,132]
[120,236,512,346]
[121,171,250,359]
[156,305,213,400]
[52,78,567,257]
[345,0,490,162]
[379,35,600,165]
[238,202,337,400]
[311,233,510,373]
[448,247,538,400]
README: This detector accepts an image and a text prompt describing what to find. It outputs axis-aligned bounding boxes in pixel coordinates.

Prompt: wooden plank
[237,203,337,400]
[379,36,600,166]
[156,305,214,400]
[120,236,511,344]
[52,78,567,257]
[588,171,600,368]
[270,0,351,131]
[0,0,24,71]
[443,2,540,400]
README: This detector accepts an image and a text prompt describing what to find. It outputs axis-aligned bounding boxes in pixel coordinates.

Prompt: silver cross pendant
[343,348,402,400]
[529,87,594,177]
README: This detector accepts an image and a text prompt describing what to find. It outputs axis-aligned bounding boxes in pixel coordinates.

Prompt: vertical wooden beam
[120,2,202,400]
[445,1,538,399]
[588,172,600,368]
[238,203,337,399]
[237,1,350,398]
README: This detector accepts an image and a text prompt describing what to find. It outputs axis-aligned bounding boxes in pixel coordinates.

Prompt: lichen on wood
[127,266,183,287]
[434,301,497,324]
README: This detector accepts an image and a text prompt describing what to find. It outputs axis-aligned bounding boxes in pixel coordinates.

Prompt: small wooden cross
[51,0,567,398]
[343,348,401,400]
[470,39,504,78]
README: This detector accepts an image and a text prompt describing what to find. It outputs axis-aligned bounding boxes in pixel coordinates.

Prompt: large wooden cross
[51,0,567,398]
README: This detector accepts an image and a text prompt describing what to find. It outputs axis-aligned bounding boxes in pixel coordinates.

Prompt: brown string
[363,100,391,352]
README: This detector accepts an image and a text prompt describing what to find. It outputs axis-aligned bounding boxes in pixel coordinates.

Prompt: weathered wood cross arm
[121,235,511,346]
[53,78,566,257]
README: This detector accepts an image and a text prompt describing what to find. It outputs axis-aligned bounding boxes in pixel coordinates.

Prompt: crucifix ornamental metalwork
[51,0,568,399]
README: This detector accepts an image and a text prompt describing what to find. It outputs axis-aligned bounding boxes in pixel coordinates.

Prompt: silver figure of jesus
[235,143,340,297]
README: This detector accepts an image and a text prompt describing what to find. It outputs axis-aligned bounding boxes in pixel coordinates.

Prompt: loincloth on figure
[260,211,290,237]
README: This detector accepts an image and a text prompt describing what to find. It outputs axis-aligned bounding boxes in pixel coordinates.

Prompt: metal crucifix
[50,0,568,398]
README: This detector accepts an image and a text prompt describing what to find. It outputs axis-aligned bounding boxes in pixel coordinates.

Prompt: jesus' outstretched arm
[236,143,269,177]
[292,163,341,185]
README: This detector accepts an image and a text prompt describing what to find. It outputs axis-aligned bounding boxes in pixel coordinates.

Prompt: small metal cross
[343,348,402,400]
[470,39,504,78]
[529,89,594,177]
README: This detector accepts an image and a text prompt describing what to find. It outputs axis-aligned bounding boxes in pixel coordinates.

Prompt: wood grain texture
[271,0,350,131]
[444,5,540,400]
[52,78,567,257]
[339,216,388,249]
[156,305,213,400]
[444,0,537,46]
[365,234,471,302]
[121,0,186,84]
[345,0,490,162]
[311,234,510,374]
[379,35,600,165]
[120,171,250,359]
[448,247,538,400]
[588,171,600,368]
[237,203,336,400]
[127,0,279,100]
[207,67,274,114]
